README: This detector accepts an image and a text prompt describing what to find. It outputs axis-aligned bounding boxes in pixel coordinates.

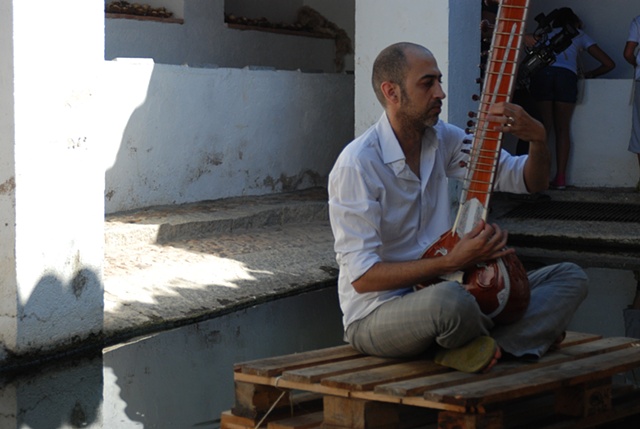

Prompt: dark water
[0,288,344,429]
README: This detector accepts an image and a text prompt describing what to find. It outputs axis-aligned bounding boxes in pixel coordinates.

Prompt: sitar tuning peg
[463,138,472,144]
[471,94,480,101]
[465,127,474,135]
[468,111,477,118]
[466,120,475,128]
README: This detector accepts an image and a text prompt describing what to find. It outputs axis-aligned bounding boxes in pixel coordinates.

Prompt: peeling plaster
[263,170,323,192]
[189,151,224,183]
[0,177,16,195]
[72,269,90,299]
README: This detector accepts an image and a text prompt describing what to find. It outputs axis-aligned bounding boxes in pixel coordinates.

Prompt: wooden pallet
[225,332,640,429]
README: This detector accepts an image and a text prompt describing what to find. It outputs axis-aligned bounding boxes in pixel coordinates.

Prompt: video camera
[517,9,579,86]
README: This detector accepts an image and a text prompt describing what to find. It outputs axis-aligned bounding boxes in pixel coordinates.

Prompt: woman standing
[530,8,615,189]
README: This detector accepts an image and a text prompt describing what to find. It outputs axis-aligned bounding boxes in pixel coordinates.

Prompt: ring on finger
[506,116,515,127]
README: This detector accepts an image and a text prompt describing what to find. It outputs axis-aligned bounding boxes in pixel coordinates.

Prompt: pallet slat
[320,360,446,391]
[424,344,640,407]
[282,355,401,384]
[375,337,638,397]
[556,336,636,357]
[234,345,361,377]
[267,411,324,429]
[558,332,603,347]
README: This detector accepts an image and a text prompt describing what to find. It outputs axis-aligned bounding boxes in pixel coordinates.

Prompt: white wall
[354,0,480,134]
[0,0,17,364]
[103,0,355,214]
[0,0,104,363]
[355,0,470,135]
[569,79,636,187]
[102,60,354,213]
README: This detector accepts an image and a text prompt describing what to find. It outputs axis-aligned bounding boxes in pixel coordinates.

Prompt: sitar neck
[453,0,530,236]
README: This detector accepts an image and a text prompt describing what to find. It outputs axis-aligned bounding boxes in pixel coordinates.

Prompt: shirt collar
[375,113,405,165]
[375,112,440,165]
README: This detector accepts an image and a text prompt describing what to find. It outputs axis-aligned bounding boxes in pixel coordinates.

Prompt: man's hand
[486,102,551,193]
[486,102,546,145]
[447,221,514,271]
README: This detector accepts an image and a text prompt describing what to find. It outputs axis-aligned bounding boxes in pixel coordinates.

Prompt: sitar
[420,0,531,324]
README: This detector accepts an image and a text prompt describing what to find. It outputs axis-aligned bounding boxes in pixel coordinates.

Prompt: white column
[0,0,105,363]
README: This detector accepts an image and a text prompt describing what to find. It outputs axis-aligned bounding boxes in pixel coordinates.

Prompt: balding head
[372,42,433,107]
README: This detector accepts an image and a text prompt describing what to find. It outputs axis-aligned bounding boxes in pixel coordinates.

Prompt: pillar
[0,0,104,365]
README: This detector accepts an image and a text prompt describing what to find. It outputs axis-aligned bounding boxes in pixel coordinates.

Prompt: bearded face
[396,83,443,132]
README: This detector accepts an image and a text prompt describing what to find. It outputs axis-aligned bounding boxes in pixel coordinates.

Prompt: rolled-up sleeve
[328,164,383,285]
[494,150,528,193]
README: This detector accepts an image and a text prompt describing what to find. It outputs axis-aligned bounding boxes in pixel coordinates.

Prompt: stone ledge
[106,13,184,24]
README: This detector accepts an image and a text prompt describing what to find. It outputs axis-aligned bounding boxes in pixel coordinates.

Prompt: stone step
[105,188,330,247]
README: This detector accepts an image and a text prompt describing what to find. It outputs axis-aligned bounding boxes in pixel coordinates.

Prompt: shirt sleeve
[440,122,528,193]
[578,31,596,51]
[328,163,383,285]
[629,17,640,43]
[493,150,528,193]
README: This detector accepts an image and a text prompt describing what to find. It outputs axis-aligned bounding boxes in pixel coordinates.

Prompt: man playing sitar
[328,0,587,375]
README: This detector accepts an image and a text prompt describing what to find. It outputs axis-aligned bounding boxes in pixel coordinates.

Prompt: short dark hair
[371,42,422,107]
[553,7,580,29]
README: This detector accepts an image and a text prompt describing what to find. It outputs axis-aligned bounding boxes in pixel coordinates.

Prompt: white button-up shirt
[328,113,528,330]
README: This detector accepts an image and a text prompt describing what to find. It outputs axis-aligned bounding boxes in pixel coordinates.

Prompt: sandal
[549,331,567,351]
[550,176,566,190]
[434,336,498,373]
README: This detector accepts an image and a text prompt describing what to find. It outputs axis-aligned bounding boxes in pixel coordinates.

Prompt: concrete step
[103,188,338,344]
[105,187,330,247]
[489,188,640,270]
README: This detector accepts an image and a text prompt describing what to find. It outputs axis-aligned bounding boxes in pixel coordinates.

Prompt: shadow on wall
[17,269,104,360]
[103,60,354,214]
[103,62,277,212]
[0,269,104,427]
[17,269,103,360]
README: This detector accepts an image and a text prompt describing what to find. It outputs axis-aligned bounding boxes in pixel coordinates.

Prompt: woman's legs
[551,101,577,188]
[535,100,576,189]
[637,153,640,191]
[536,100,557,183]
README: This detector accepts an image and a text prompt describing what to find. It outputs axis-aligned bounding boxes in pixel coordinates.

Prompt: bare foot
[550,331,567,351]
[481,346,502,373]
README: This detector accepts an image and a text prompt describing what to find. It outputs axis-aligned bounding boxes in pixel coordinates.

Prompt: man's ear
[380,81,400,105]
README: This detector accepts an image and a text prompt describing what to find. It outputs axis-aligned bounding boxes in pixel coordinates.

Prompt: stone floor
[103,186,640,346]
[103,188,338,345]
